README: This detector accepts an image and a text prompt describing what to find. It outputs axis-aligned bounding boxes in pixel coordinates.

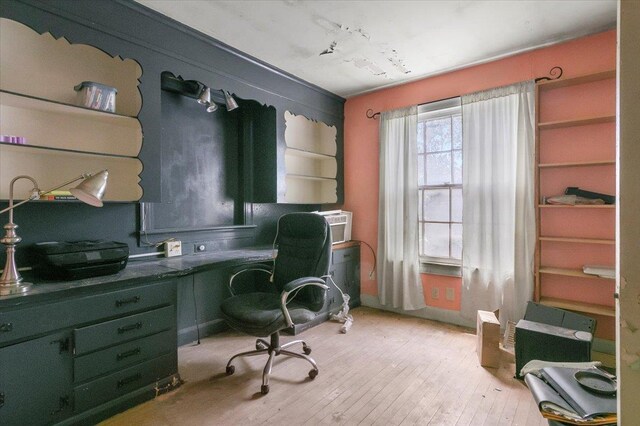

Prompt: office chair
[220,212,332,394]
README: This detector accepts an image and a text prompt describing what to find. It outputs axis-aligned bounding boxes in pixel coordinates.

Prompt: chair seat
[221,292,319,337]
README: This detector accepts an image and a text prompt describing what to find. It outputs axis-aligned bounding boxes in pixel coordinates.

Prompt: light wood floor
[101,307,546,426]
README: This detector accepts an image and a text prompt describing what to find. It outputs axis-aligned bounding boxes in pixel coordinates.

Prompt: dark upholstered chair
[220,212,332,394]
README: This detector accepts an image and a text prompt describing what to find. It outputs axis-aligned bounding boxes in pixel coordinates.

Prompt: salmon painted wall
[343,31,616,324]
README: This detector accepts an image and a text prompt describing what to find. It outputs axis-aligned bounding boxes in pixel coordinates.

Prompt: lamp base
[0,281,32,296]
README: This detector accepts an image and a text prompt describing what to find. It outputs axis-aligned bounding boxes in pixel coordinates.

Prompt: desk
[0,244,360,425]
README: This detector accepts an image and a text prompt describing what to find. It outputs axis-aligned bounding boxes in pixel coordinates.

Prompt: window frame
[417,97,463,273]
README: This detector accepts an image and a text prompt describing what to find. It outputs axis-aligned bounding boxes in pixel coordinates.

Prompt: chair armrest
[228,267,273,296]
[280,277,329,328]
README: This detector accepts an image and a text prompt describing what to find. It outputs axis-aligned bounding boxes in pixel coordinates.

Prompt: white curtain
[461,81,536,325]
[377,106,426,310]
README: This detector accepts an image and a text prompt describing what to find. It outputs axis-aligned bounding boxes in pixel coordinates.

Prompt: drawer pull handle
[0,323,13,332]
[117,347,141,361]
[116,296,140,307]
[117,322,142,334]
[117,373,142,388]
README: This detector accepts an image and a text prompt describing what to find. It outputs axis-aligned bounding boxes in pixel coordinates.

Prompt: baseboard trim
[360,294,475,329]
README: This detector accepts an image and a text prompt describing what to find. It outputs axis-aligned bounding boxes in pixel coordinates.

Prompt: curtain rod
[365,66,563,120]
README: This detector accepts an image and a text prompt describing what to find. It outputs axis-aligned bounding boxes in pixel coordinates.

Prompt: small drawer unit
[74,329,175,383]
[74,352,176,413]
[74,305,175,355]
[0,279,175,346]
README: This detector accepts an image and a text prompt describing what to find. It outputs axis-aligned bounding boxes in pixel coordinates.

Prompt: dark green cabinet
[0,279,178,426]
[0,330,73,425]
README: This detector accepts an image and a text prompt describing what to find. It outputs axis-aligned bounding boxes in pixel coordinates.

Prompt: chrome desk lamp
[0,170,108,296]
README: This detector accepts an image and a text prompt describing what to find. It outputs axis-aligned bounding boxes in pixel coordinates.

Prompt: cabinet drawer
[332,246,359,265]
[74,305,175,355]
[74,352,176,413]
[0,280,175,346]
[74,329,175,383]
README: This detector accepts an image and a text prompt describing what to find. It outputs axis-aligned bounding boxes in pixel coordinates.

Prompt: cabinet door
[0,330,73,426]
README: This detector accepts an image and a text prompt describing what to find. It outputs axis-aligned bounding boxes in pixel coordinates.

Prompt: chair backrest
[272,212,332,311]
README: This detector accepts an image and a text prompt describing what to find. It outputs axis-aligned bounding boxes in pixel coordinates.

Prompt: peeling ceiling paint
[136,0,617,98]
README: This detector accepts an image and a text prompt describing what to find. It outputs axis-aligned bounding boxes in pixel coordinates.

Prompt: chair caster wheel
[256,342,266,350]
[261,385,269,395]
[309,369,318,380]
[226,365,235,375]
[303,345,312,355]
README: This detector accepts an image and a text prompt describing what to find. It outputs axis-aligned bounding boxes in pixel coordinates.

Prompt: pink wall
[343,30,616,315]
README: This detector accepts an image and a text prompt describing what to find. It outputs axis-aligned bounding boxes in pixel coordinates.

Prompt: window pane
[453,150,462,184]
[426,152,452,185]
[451,223,462,259]
[426,117,451,152]
[418,189,424,220]
[424,223,450,258]
[419,222,426,256]
[451,188,462,222]
[418,154,425,186]
[417,122,425,154]
[424,189,449,222]
[452,114,462,149]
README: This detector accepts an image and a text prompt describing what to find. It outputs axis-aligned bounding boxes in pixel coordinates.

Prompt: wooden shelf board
[538,160,615,168]
[0,141,135,159]
[285,147,335,160]
[537,70,616,91]
[538,204,615,209]
[539,297,615,317]
[538,115,615,130]
[0,89,138,123]
[539,237,615,245]
[286,173,336,182]
[539,267,614,279]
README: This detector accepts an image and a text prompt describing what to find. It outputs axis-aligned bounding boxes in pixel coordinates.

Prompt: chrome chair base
[225,332,319,395]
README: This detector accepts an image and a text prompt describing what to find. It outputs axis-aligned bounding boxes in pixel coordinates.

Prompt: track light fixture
[160,72,240,113]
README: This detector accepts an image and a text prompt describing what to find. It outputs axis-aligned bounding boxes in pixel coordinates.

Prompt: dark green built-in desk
[0,244,360,426]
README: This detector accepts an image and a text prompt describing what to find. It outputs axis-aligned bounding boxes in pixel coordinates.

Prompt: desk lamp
[0,170,108,296]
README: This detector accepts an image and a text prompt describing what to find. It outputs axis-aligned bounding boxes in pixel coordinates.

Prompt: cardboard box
[477,310,501,368]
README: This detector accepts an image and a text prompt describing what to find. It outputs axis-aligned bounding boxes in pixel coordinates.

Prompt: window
[417,97,462,267]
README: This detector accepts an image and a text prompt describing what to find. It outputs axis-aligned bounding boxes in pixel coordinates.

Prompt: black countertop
[0,247,273,308]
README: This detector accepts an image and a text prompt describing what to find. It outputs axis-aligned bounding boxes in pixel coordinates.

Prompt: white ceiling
[136,0,617,98]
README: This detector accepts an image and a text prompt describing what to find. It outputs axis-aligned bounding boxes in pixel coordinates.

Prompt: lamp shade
[223,90,239,111]
[69,170,108,207]
[197,86,211,105]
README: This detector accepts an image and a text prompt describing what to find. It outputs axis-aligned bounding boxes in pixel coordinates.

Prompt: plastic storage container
[74,81,117,112]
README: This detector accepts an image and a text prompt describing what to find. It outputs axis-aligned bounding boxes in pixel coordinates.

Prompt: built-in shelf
[537,70,616,92]
[538,204,615,209]
[539,267,614,280]
[534,69,616,340]
[539,236,615,245]
[540,297,615,317]
[537,115,616,130]
[0,17,143,202]
[538,160,615,168]
[283,110,338,204]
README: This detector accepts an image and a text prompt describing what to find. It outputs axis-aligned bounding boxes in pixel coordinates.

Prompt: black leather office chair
[220,212,332,394]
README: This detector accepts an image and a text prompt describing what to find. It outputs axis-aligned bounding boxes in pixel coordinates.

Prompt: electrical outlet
[446,287,455,301]
[431,287,439,299]
[165,241,182,257]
